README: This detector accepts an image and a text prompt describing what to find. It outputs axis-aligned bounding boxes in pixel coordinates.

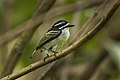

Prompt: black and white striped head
[52,20,74,30]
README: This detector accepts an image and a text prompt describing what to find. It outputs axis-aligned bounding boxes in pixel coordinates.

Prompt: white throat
[60,28,70,40]
[63,28,70,32]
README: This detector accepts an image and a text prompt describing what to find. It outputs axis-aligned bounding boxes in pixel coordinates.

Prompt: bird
[31,20,74,61]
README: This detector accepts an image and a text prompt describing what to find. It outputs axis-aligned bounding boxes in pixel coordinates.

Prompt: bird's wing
[36,30,61,50]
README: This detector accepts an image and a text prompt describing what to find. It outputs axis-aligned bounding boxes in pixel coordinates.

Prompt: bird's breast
[59,28,70,41]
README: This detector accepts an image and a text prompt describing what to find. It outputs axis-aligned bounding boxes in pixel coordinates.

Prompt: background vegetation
[0,0,120,80]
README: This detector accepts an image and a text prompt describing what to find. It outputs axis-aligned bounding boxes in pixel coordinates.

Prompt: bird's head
[52,20,74,30]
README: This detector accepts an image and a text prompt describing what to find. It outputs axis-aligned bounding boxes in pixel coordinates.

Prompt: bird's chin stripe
[59,23,70,29]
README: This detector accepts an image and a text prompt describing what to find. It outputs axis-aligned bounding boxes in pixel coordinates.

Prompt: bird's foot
[43,54,49,62]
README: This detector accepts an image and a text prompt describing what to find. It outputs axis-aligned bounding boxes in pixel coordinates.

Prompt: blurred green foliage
[11,0,36,27]
[0,0,120,80]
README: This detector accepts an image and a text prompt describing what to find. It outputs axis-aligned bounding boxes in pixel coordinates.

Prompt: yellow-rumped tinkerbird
[32,20,74,61]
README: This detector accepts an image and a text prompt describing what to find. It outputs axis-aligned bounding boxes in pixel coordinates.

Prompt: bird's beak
[68,24,75,27]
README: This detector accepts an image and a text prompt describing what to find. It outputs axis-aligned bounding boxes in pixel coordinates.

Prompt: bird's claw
[43,54,49,62]
[43,51,58,62]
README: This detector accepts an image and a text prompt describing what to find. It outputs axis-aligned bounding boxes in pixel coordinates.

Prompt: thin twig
[90,28,120,80]
[0,0,104,46]
[69,0,107,44]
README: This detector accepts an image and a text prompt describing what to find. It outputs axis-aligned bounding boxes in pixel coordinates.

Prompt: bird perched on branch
[31,20,74,61]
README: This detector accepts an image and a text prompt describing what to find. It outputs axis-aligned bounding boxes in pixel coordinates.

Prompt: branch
[77,1,120,79]
[90,23,120,80]
[0,0,104,46]
[37,61,59,80]
[0,0,13,67]
[70,0,110,43]
[0,0,56,78]
[1,0,119,79]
